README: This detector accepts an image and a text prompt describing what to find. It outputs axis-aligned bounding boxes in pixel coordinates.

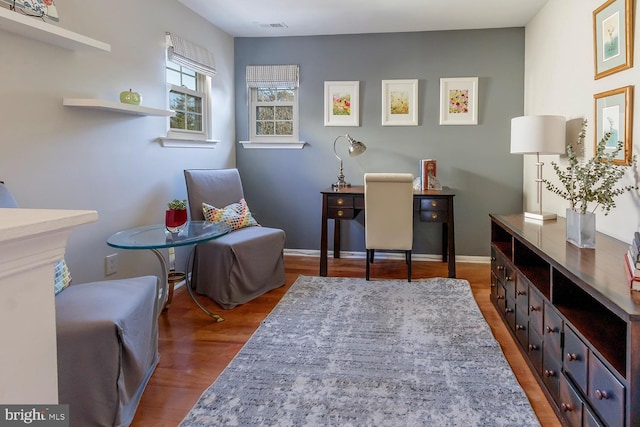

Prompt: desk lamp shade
[332,134,367,190]
[510,115,566,221]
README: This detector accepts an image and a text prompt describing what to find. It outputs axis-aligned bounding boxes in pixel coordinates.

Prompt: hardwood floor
[131,256,561,426]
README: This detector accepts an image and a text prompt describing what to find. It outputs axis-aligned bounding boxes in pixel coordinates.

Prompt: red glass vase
[165,209,187,233]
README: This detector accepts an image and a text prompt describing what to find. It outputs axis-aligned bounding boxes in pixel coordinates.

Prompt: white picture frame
[381,79,419,126]
[324,81,360,127]
[439,77,479,125]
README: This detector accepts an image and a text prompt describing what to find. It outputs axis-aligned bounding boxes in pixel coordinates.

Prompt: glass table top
[107,221,231,250]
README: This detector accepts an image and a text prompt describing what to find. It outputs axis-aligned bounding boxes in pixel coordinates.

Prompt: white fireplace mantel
[0,208,97,404]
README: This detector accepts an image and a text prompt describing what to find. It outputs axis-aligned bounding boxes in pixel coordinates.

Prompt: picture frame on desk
[593,0,633,79]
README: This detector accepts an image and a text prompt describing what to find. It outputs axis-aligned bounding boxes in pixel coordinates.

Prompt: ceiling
[177,0,549,38]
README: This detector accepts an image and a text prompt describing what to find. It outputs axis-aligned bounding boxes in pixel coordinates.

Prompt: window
[165,33,216,142]
[246,65,300,144]
[166,60,206,136]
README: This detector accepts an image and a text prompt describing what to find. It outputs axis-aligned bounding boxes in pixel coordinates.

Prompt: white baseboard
[283,248,489,264]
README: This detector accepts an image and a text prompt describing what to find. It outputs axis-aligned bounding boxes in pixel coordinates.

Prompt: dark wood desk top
[321,186,455,197]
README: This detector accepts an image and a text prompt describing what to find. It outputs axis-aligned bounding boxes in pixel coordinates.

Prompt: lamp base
[331,181,351,191]
[524,211,557,221]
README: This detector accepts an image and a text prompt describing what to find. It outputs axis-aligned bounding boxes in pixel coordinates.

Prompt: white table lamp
[510,115,566,221]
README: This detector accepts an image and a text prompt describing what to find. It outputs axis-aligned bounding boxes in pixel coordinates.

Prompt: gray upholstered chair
[0,182,159,427]
[364,173,414,281]
[184,168,286,309]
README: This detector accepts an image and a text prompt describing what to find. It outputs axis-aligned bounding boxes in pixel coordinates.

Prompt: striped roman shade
[246,65,299,88]
[166,32,216,77]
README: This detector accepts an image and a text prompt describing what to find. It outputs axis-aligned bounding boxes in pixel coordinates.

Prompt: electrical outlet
[105,253,118,276]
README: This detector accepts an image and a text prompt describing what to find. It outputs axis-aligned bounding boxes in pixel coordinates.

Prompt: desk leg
[185,247,224,322]
[320,194,329,276]
[447,201,456,278]
[334,220,341,258]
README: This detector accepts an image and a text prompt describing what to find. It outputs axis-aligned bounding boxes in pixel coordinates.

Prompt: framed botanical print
[324,81,359,127]
[439,77,478,125]
[381,79,418,126]
[594,85,633,165]
[593,0,633,79]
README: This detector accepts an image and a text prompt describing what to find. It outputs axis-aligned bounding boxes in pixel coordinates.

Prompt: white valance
[246,65,299,88]
[166,32,216,77]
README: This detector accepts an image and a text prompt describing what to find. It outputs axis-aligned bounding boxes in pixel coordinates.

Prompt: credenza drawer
[543,346,562,400]
[528,327,543,375]
[559,373,584,427]
[543,304,563,357]
[564,326,588,394]
[528,288,544,336]
[588,355,625,427]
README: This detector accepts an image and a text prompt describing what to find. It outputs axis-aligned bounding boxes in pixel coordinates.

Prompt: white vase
[566,208,596,249]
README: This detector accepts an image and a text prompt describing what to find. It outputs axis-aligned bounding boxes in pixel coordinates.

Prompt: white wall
[525,0,640,242]
[0,0,235,283]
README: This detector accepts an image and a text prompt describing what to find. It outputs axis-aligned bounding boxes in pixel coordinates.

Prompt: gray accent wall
[235,29,525,257]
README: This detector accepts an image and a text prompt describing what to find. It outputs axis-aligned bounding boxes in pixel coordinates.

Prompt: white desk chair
[364,173,414,281]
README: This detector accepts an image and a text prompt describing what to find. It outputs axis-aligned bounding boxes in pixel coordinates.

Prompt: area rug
[180,276,540,426]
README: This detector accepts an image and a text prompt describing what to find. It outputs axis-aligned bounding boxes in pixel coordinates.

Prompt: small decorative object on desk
[627,230,640,290]
[120,89,142,105]
[166,199,187,233]
[420,159,437,191]
[543,119,637,248]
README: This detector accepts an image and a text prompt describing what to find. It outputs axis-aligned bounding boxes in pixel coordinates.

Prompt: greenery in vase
[543,120,637,215]
[167,199,187,210]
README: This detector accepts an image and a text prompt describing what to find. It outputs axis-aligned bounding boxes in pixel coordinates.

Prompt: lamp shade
[510,115,566,154]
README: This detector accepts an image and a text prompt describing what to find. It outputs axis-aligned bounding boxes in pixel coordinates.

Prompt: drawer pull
[595,389,609,400]
[529,305,539,312]
[517,290,526,296]
[561,403,574,412]
[431,200,437,207]
[337,210,344,217]
[566,353,578,362]
[543,369,555,377]
[496,295,505,300]
[505,276,512,281]
[516,324,525,331]
[337,198,344,205]
[505,308,514,314]
[497,265,504,271]
[490,256,496,261]
[545,326,557,334]
[490,283,496,288]
[528,344,538,351]
[431,213,438,220]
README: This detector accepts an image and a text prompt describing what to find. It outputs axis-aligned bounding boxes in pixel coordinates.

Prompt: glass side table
[107,221,231,322]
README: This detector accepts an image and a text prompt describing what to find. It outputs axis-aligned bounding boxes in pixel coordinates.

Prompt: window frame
[249,86,299,143]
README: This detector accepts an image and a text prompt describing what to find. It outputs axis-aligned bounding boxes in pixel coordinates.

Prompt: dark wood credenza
[490,214,640,427]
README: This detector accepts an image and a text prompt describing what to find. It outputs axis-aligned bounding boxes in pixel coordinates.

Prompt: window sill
[239,141,307,149]
[157,137,219,148]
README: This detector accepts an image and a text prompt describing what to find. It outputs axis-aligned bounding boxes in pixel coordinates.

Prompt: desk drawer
[419,198,449,211]
[327,195,354,208]
[327,208,355,219]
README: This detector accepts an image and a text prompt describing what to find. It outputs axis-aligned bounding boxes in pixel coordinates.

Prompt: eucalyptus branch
[542,119,638,215]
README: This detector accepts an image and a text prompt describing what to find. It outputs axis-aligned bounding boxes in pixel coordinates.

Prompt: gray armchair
[0,182,159,427]
[184,169,286,309]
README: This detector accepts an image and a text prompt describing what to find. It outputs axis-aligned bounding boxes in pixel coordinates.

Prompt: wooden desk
[320,186,456,278]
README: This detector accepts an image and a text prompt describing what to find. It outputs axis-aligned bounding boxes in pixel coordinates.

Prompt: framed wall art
[439,77,478,125]
[593,0,633,79]
[381,79,418,126]
[594,85,633,165]
[324,81,359,127]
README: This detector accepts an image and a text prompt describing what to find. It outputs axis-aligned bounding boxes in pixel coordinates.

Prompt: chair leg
[366,249,371,280]
[406,250,412,282]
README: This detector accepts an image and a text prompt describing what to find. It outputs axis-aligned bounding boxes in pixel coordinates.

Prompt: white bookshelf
[0,7,110,51]
[63,98,175,117]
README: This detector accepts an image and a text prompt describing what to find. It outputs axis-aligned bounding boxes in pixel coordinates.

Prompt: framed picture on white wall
[381,79,419,126]
[439,77,478,125]
[324,81,359,127]
[593,0,633,79]
[594,85,633,165]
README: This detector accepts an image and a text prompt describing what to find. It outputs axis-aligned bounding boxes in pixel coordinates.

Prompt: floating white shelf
[63,98,175,117]
[0,7,110,51]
